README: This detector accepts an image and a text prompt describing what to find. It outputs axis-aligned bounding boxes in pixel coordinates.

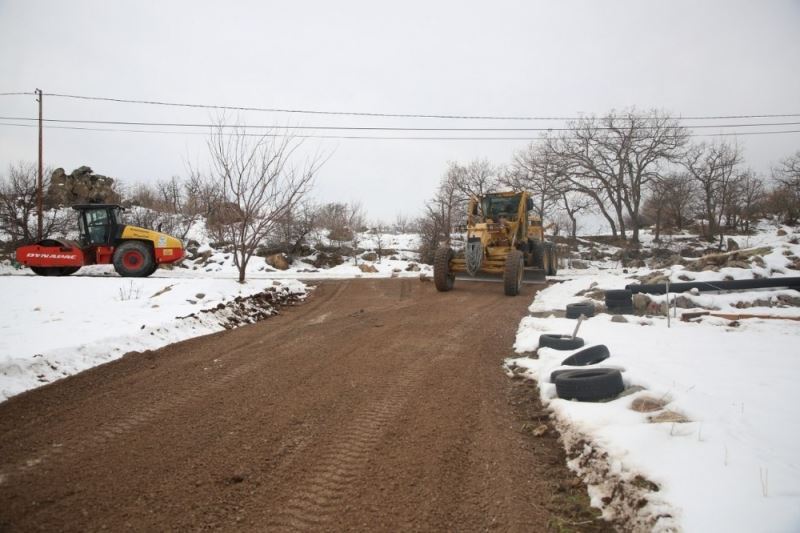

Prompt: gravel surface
[0,278,609,532]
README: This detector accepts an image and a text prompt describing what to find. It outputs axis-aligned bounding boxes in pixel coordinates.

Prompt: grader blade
[455,267,547,285]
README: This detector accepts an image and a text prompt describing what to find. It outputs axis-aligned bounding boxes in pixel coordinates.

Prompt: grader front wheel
[433,247,455,292]
[504,249,524,296]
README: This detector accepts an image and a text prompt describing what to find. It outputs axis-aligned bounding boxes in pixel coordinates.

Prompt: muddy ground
[0,278,611,532]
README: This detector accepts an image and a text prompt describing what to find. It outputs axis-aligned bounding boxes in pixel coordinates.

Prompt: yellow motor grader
[433,191,558,296]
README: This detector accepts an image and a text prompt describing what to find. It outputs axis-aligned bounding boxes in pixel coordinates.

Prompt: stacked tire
[604,289,633,315]
[565,301,595,319]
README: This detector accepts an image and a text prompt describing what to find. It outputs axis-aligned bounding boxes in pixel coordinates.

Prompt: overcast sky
[1,0,799,221]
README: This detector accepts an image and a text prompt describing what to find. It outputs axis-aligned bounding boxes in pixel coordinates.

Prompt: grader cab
[433,191,558,296]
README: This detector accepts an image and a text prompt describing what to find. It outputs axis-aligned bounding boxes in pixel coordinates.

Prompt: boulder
[726,238,739,251]
[632,294,651,314]
[46,166,121,207]
[359,263,378,273]
[361,252,378,262]
[570,260,590,269]
[630,396,668,413]
[312,252,344,269]
[266,253,290,270]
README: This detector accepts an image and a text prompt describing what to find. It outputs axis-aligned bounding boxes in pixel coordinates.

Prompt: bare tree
[371,220,388,263]
[683,140,743,244]
[272,201,318,255]
[556,188,593,243]
[660,172,695,232]
[450,159,499,201]
[347,201,366,264]
[208,122,322,282]
[0,162,70,246]
[502,139,562,221]
[773,150,800,192]
[417,168,469,262]
[393,212,411,233]
[550,109,688,242]
[771,150,800,224]
[736,170,765,233]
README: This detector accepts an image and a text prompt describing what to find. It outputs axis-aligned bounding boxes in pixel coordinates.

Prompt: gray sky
[1,0,799,221]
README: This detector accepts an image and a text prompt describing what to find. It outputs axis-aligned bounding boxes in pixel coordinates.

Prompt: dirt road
[0,278,607,532]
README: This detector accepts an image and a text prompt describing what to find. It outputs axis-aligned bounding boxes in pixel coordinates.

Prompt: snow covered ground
[508,223,800,532]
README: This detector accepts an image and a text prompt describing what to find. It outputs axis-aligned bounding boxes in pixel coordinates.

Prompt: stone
[611,315,629,323]
[648,410,691,424]
[726,238,739,251]
[570,260,590,269]
[531,424,548,437]
[632,293,651,314]
[777,229,787,236]
[405,263,421,272]
[266,253,290,270]
[361,252,378,262]
[630,396,668,413]
[358,263,378,273]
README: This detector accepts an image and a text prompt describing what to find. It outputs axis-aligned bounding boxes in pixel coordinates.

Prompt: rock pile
[46,166,121,207]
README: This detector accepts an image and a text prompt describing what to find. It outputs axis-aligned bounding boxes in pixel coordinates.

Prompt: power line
[0,92,35,96]
[1,120,799,141]
[2,116,800,132]
[24,91,800,122]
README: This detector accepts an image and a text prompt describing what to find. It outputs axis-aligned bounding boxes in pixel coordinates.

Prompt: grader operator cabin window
[482,194,522,221]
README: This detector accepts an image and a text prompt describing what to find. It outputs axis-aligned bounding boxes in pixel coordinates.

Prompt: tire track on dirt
[0,282,355,485]
[265,355,437,532]
[262,297,495,532]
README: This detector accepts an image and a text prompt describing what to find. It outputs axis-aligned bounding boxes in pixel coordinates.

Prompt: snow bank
[510,274,800,532]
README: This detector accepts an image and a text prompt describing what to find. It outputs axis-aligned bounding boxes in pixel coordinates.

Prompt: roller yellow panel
[121,226,182,249]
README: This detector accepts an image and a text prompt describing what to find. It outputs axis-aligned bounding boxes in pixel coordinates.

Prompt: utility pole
[36,88,43,241]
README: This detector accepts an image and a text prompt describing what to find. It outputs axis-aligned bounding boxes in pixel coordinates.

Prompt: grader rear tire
[528,239,544,268]
[543,243,557,276]
[503,249,524,296]
[433,247,455,292]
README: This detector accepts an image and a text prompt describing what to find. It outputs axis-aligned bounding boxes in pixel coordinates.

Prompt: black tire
[528,239,544,268]
[550,366,616,383]
[565,301,595,319]
[433,247,455,292]
[604,289,633,301]
[554,368,625,402]
[561,344,610,366]
[539,334,585,351]
[549,368,578,383]
[60,267,81,276]
[113,241,156,278]
[503,249,524,296]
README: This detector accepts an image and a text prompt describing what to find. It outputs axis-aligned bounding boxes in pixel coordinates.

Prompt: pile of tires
[604,289,633,315]
[538,336,624,402]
